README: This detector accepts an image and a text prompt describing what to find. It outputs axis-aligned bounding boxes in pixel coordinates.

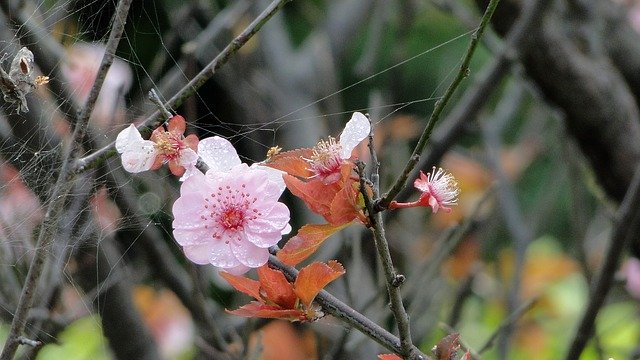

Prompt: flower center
[220,206,245,229]
[202,184,261,241]
[154,132,184,160]
[306,137,343,177]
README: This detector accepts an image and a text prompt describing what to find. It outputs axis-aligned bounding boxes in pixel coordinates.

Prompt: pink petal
[339,112,370,159]
[172,193,207,228]
[251,164,286,195]
[224,264,251,275]
[198,136,241,172]
[231,239,270,268]
[209,241,243,268]
[245,203,290,235]
[244,229,282,248]
[182,243,216,265]
[179,170,209,195]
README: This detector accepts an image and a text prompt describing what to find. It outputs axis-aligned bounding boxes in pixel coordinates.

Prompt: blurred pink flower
[61,43,132,131]
[624,257,640,299]
[172,163,290,274]
[305,112,370,184]
[115,115,199,176]
[0,164,42,256]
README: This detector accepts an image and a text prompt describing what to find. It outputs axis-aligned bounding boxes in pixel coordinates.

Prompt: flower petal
[231,239,270,268]
[251,163,286,195]
[115,124,144,153]
[167,115,186,134]
[120,143,157,173]
[182,242,216,265]
[198,136,241,172]
[246,202,290,235]
[339,112,370,159]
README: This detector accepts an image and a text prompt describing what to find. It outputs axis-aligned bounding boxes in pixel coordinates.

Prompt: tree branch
[73,0,293,175]
[376,0,500,210]
[0,1,133,358]
[565,166,640,359]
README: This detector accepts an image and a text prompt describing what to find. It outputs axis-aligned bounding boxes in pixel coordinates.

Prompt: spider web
[0,0,476,358]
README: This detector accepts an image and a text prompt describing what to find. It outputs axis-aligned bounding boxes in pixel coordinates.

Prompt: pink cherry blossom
[115,115,199,176]
[413,167,459,213]
[305,112,370,184]
[172,164,290,274]
[389,167,459,213]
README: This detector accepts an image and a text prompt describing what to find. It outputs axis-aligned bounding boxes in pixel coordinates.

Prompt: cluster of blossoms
[115,112,459,278]
[116,119,289,274]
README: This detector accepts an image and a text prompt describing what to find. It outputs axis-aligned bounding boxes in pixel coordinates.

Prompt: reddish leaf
[265,148,314,178]
[294,261,345,307]
[433,333,461,360]
[226,301,303,321]
[219,271,262,301]
[257,266,297,309]
[378,355,402,360]
[327,179,361,225]
[284,174,340,219]
[277,223,349,266]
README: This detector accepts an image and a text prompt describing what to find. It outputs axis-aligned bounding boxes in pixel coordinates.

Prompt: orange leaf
[257,266,297,309]
[284,174,339,219]
[294,260,345,307]
[378,355,403,360]
[227,301,303,321]
[277,223,349,266]
[327,180,361,225]
[265,148,314,178]
[219,271,262,301]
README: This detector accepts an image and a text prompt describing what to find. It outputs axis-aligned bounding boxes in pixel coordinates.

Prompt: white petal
[339,112,370,159]
[198,136,241,172]
[120,142,157,173]
[281,223,292,235]
[179,148,199,168]
[178,148,199,181]
[115,124,144,153]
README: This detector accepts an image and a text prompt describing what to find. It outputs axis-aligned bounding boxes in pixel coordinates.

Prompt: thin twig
[148,89,173,120]
[73,0,293,175]
[385,0,554,208]
[564,166,640,360]
[356,162,418,359]
[267,255,429,359]
[0,1,133,358]
[376,0,501,210]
